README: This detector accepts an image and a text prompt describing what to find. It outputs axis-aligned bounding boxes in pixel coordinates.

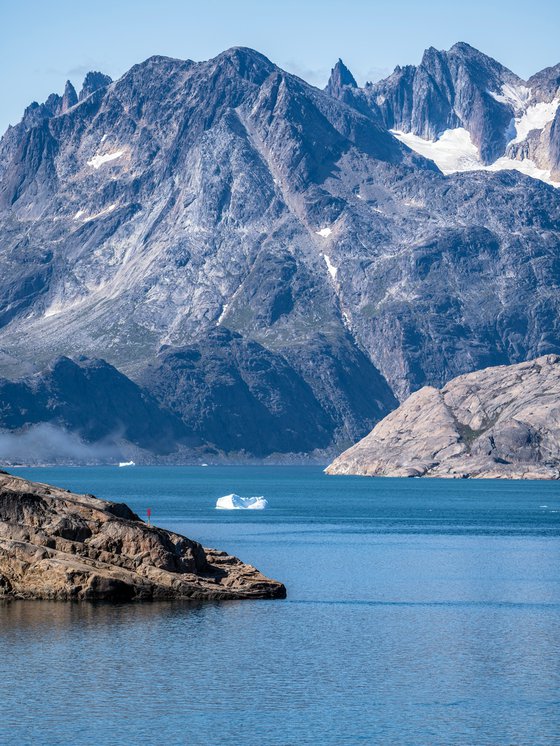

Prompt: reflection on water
[1,467,559,745]
[2,596,559,746]
[0,598,213,634]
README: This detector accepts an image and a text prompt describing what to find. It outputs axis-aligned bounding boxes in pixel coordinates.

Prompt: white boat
[118,460,135,468]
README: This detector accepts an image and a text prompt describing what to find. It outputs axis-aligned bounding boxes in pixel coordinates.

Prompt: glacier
[392,127,560,186]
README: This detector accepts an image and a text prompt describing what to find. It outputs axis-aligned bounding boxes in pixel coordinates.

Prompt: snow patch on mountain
[82,204,118,222]
[323,254,338,280]
[392,128,559,186]
[392,129,482,173]
[489,83,531,111]
[316,227,332,237]
[488,155,559,184]
[87,150,124,169]
[511,99,560,143]
[216,303,229,325]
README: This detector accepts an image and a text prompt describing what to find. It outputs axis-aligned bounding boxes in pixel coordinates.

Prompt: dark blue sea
[1,466,559,745]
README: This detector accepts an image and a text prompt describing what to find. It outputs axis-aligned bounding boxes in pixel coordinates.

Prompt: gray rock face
[0,472,286,600]
[549,108,560,179]
[78,71,113,102]
[326,355,560,479]
[528,64,560,103]
[362,42,525,163]
[330,44,560,179]
[506,69,560,179]
[325,59,358,98]
[140,327,397,456]
[0,46,423,456]
[61,81,78,112]
[0,46,559,458]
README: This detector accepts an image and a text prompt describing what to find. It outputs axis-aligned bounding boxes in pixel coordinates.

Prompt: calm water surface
[1,466,559,745]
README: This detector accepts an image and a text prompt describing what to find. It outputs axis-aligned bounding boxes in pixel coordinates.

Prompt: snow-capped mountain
[0,44,559,458]
[328,43,560,185]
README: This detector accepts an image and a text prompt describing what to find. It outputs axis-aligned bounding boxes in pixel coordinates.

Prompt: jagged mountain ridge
[0,44,560,459]
[327,42,560,182]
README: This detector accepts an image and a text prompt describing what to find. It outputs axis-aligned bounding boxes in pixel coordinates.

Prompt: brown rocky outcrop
[0,472,285,600]
[326,355,560,479]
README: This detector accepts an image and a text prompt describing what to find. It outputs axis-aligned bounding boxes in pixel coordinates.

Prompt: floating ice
[215,494,268,510]
[118,460,135,467]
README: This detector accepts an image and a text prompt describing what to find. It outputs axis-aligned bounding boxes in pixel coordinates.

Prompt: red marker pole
[147,507,151,527]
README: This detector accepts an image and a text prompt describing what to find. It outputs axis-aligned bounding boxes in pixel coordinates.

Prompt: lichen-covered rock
[326,355,560,479]
[0,472,285,600]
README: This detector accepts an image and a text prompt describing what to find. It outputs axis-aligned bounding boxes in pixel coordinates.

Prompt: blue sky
[1,0,559,133]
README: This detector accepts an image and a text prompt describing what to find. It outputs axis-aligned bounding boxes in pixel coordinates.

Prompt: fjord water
[1,467,559,745]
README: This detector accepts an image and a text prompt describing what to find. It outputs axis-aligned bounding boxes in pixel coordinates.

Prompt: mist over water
[0,423,120,464]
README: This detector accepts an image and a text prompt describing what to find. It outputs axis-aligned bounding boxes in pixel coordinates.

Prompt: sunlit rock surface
[0,473,286,600]
[326,355,560,479]
[1,45,560,457]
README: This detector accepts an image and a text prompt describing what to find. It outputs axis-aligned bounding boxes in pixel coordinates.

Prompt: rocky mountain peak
[419,45,445,66]
[448,40,497,62]
[325,59,358,97]
[528,62,560,102]
[341,41,533,165]
[449,41,477,54]
[209,46,276,85]
[449,41,523,88]
[1,46,560,461]
[61,80,78,112]
[78,71,112,101]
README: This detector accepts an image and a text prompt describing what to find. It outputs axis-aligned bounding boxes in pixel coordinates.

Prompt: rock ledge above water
[0,473,285,600]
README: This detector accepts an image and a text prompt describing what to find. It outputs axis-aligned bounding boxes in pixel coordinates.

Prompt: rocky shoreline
[0,472,285,601]
[326,355,560,480]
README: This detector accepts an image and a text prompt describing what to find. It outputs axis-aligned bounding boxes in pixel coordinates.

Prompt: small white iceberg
[215,494,268,510]
[118,460,135,468]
